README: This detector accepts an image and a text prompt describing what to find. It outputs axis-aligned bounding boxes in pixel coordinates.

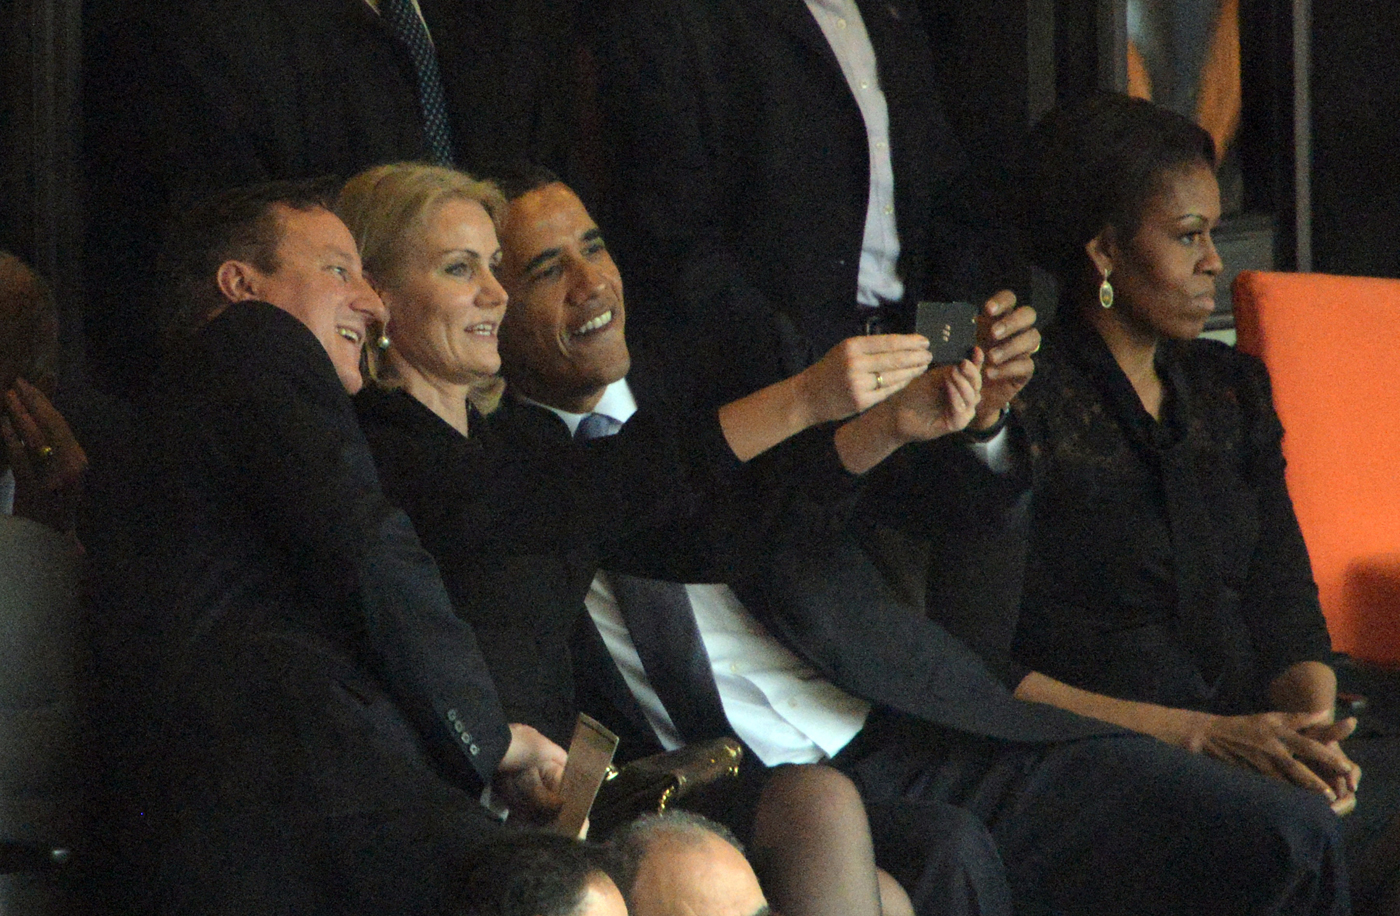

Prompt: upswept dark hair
[454,832,620,916]
[1024,93,1216,282]
[490,163,563,203]
[157,177,342,346]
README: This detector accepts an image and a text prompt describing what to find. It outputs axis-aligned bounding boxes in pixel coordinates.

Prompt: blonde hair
[336,163,507,413]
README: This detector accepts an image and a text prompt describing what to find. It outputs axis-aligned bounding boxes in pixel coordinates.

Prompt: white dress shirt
[805,0,903,307]
[532,379,872,766]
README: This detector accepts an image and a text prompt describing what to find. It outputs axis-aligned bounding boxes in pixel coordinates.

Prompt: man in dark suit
[491,175,1351,916]
[591,0,1023,411]
[81,0,582,401]
[96,180,567,915]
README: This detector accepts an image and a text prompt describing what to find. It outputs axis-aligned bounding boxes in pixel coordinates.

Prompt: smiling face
[496,183,628,413]
[240,206,385,394]
[378,197,508,388]
[1093,161,1223,345]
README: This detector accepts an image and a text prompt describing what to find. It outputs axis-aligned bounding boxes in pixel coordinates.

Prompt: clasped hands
[1190,709,1361,815]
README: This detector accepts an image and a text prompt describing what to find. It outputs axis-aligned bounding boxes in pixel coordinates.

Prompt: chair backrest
[1233,270,1400,664]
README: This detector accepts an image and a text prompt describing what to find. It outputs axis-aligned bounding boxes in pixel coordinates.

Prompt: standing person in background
[81,0,582,401]
[82,0,428,399]
[591,0,1034,425]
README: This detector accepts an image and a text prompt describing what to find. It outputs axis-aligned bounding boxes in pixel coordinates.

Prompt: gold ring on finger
[874,372,884,390]
[35,445,54,460]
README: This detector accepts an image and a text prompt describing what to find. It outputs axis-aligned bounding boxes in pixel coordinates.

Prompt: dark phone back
[916,301,978,364]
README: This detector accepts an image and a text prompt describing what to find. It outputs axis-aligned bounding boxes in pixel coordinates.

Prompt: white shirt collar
[518,378,638,437]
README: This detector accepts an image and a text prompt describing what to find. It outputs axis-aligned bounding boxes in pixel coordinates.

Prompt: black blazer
[94,303,518,911]
[594,0,995,399]
[549,354,1116,755]
[111,303,511,789]
[355,371,743,747]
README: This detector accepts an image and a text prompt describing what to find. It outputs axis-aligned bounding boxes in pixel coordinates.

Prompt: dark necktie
[574,412,734,742]
[378,0,455,165]
[574,412,621,441]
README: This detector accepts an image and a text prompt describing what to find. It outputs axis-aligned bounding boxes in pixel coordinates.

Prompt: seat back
[0,516,87,913]
[1233,270,1400,664]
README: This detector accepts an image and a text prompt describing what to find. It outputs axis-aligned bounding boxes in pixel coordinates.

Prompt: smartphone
[915,300,979,365]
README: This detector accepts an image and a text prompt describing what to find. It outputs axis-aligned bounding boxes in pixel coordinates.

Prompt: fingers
[1260,748,1338,797]
[4,381,88,486]
[980,290,1018,321]
[942,369,980,427]
[986,325,1040,366]
[847,332,933,355]
[1301,716,1357,745]
[1282,730,1357,785]
[979,296,1032,346]
[14,379,85,463]
[849,344,933,378]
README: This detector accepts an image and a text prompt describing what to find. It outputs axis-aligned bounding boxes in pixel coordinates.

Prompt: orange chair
[1233,270,1400,665]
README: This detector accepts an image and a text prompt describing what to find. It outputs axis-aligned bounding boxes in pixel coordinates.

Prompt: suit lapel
[750,0,847,81]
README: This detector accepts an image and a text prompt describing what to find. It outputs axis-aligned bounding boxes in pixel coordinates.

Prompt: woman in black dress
[991,94,1361,815]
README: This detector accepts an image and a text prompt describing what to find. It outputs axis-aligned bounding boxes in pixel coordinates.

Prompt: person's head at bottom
[457,831,627,916]
[613,812,771,916]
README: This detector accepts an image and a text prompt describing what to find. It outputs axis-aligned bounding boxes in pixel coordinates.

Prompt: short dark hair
[610,811,745,904]
[455,832,620,916]
[157,177,341,346]
[1024,93,1216,281]
[490,163,564,203]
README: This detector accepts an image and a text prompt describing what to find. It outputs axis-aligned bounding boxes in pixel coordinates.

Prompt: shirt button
[836,17,847,28]
[859,80,870,90]
[875,140,888,150]
[469,743,480,755]
[883,204,894,215]
[729,662,740,674]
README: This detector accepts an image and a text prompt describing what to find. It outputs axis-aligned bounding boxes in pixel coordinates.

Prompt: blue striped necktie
[574,412,622,441]
[378,0,455,165]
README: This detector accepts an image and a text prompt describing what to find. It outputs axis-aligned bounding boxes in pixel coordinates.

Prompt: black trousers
[116,631,503,916]
[832,708,1350,916]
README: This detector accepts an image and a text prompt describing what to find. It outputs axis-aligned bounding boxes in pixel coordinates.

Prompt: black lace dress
[1008,313,1332,715]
